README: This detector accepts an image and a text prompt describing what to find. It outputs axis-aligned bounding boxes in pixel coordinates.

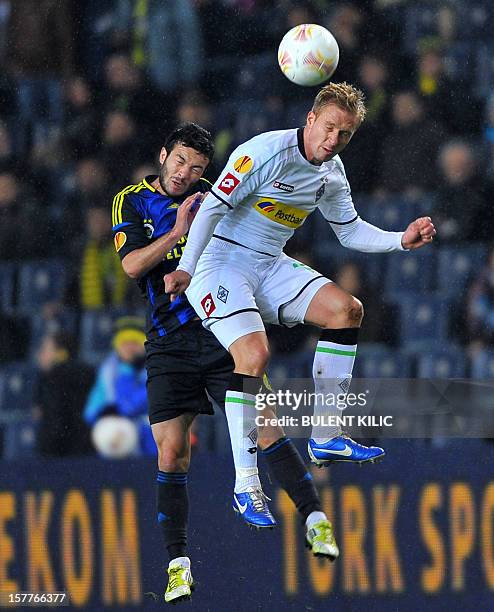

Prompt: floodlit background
[0,1,493,610]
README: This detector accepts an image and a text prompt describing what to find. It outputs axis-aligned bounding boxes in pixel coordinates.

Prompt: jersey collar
[142,176,157,192]
[297,127,307,160]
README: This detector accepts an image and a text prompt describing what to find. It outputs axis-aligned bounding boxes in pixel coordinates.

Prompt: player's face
[158,144,209,197]
[305,104,360,164]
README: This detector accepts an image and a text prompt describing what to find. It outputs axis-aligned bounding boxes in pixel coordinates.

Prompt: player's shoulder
[230,129,299,174]
[112,177,154,227]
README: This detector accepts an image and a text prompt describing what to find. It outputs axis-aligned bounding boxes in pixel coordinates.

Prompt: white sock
[225,389,261,493]
[311,339,357,442]
[306,511,328,530]
[168,556,190,569]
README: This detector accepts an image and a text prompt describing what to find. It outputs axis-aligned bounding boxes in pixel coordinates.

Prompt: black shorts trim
[277,275,325,326]
[208,307,260,324]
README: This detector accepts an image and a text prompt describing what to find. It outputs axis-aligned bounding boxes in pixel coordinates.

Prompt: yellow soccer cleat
[165,557,194,604]
[306,519,339,561]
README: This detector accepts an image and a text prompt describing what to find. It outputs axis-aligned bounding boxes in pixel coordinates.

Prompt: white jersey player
[165,82,436,528]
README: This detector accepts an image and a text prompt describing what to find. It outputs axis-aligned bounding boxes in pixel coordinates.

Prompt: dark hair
[164,122,214,162]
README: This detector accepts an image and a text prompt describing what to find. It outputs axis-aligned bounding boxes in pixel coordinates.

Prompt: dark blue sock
[156,471,188,561]
[262,438,321,523]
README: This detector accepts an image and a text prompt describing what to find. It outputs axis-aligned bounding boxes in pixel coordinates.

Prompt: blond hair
[312,82,366,124]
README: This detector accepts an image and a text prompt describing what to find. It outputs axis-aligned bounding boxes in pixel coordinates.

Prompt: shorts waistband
[211,234,276,257]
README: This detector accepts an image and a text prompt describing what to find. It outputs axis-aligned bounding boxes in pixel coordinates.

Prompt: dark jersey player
[112,123,337,605]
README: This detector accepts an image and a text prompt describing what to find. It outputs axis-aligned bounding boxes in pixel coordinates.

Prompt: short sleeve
[112,194,147,260]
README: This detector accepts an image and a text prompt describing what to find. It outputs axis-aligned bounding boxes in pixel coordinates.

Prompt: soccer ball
[91,415,139,459]
[278,23,339,87]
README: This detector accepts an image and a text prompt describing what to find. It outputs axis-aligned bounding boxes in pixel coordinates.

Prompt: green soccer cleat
[165,557,194,604]
[306,519,339,561]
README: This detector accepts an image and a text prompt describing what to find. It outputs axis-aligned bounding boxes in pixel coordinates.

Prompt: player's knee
[322,295,363,328]
[157,445,189,472]
[235,344,270,376]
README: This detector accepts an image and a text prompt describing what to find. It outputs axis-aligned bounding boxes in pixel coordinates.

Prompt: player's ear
[159,147,168,165]
[306,111,316,128]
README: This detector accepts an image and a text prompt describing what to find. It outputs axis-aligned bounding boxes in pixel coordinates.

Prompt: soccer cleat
[232,487,277,529]
[165,557,194,604]
[306,519,339,560]
[308,435,385,466]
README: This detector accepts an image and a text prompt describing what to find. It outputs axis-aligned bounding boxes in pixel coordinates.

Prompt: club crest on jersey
[218,172,240,195]
[201,292,216,316]
[114,231,127,252]
[315,183,326,202]
[273,180,294,193]
[253,197,309,228]
[217,285,229,303]
[233,155,254,173]
[143,218,155,238]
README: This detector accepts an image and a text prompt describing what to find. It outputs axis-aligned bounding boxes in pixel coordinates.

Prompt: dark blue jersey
[112,175,210,340]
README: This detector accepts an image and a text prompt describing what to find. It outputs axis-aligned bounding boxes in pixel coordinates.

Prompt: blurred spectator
[65,205,129,309]
[335,261,396,345]
[0,120,16,167]
[63,76,100,159]
[84,316,156,456]
[58,157,110,258]
[99,52,171,148]
[416,40,480,135]
[345,54,392,192]
[432,140,493,244]
[0,169,51,261]
[378,90,446,195]
[467,248,494,347]
[100,110,142,183]
[34,330,93,457]
[5,0,74,154]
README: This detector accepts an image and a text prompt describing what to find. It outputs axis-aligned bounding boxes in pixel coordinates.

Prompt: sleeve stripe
[210,189,233,209]
[327,214,359,226]
[112,182,143,226]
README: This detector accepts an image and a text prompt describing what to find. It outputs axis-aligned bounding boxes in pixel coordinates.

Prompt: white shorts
[185,237,331,349]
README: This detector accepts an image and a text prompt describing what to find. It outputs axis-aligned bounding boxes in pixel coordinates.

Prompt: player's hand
[401,217,436,250]
[173,192,204,238]
[164,270,191,301]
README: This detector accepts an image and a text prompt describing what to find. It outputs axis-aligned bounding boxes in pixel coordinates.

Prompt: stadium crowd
[0,0,493,458]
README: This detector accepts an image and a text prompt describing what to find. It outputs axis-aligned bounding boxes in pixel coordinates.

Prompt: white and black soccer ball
[91,416,139,459]
[278,23,339,87]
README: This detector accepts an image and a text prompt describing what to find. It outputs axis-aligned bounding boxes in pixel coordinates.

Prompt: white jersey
[179,128,405,275]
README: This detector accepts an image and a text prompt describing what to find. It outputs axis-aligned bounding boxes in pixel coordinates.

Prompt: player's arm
[165,150,260,296]
[116,192,203,279]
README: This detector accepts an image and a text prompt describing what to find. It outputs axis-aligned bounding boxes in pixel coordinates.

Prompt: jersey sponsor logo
[233,155,254,173]
[273,180,294,193]
[217,285,229,303]
[253,198,309,228]
[200,292,216,316]
[218,172,240,195]
[114,231,127,252]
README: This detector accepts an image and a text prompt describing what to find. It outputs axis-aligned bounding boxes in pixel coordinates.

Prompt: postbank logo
[233,155,253,173]
[253,198,308,228]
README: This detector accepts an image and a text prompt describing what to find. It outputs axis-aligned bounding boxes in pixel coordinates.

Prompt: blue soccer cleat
[308,435,385,466]
[232,487,276,529]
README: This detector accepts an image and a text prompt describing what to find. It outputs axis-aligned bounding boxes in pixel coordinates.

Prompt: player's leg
[257,413,339,559]
[152,414,195,604]
[199,319,275,528]
[304,282,385,465]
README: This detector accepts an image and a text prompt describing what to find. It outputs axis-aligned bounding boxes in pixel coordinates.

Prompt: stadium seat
[358,348,412,378]
[470,350,494,379]
[0,263,15,314]
[0,362,37,414]
[395,295,449,346]
[437,244,488,300]
[79,309,127,365]
[417,350,467,379]
[364,197,417,232]
[385,249,436,298]
[17,260,66,315]
[3,420,37,460]
[268,352,312,381]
